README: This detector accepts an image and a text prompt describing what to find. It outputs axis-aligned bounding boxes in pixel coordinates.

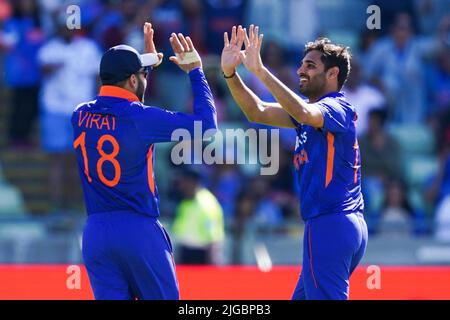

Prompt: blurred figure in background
[249,175,283,226]
[359,108,403,233]
[230,189,255,264]
[342,58,386,137]
[365,12,426,124]
[149,0,201,111]
[211,163,243,223]
[268,145,299,220]
[38,15,101,210]
[381,178,427,235]
[172,167,225,265]
[203,0,246,55]
[0,0,44,149]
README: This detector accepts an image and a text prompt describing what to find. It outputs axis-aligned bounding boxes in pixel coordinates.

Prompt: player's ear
[327,66,339,81]
[129,74,138,89]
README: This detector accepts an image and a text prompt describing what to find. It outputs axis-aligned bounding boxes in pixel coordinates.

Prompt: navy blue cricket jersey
[72,68,216,217]
[291,92,364,221]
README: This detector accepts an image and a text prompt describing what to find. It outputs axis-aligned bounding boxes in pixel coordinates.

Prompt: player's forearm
[189,67,217,131]
[255,67,310,123]
[224,72,265,122]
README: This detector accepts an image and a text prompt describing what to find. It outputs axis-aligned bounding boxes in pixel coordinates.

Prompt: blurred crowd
[0,0,449,256]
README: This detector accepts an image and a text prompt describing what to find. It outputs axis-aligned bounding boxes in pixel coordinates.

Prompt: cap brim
[141,53,159,67]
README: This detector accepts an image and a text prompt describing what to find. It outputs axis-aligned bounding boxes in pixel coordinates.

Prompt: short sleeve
[289,115,301,128]
[315,99,350,133]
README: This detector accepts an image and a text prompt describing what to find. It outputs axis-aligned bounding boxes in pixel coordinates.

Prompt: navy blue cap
[99,45,159,84]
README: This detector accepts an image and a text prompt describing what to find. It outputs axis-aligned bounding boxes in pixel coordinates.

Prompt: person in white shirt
[38,20,101,210]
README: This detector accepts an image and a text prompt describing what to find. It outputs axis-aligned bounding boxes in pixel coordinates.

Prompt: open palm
[240,25,264,74]
[221,26,245,76]
[143,22,163,67]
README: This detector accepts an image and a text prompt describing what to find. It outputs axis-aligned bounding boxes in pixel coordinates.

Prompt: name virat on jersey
[77,110,117,131]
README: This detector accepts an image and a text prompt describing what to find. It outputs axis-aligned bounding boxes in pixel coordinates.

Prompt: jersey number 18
[73,132,121,187]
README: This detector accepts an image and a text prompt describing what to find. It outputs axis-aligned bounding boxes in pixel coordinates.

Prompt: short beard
[299,72,327,101]
[136,76,146,102]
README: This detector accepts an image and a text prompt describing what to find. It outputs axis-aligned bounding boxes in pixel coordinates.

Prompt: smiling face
[296,50,330,101]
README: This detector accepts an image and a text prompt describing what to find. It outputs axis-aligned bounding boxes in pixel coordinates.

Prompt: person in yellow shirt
[172,168,225,265]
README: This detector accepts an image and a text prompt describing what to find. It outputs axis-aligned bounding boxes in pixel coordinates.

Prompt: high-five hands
[169,33,202,73]
[143,22,163,67]
[221,25,245,77]
[239,25,264,75]
[222,25,265,77]
[143,23,201,73]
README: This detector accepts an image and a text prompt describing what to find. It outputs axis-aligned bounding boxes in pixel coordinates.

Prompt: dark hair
[12,0,41,27]
[102,76,134,87]
[368,108,388,126]
[304,37,351,90]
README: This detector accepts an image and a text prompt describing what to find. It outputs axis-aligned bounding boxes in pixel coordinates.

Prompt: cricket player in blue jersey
[221,25,368,300]
[71,23,217,300]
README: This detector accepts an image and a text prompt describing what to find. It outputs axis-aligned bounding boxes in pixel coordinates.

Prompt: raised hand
[143,22,163,67]
[169,32,202,73]
[239,25,264,75]
[221,25,245,77]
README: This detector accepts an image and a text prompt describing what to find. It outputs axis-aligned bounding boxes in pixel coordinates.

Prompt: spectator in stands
[342,58,386,137]
[380,178,427,235]
[414,0,450,36]
[203,0,246,55]
[359,108,404,232]
[202,55,230,122]
[172,167,225,265]
[149,0,199,111]
[91,0,150,50]
[360,109,403,181]
[248,175,283,226]
[267,145,299,220]
[0,0,44,149]
[211,163,243,222]
[357,29,381,63]
[38,15,101,211]
[372,0,417,35]
[365,12,427,124]
[246,0,317,50]
[230,190,255,264]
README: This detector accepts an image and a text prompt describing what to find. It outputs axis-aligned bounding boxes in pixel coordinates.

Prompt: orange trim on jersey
[147,145,155,195]
[98,85,140,102]
[325,132,335,188]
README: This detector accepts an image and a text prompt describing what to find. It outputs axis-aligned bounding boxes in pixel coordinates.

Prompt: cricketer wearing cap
[221,25,368,300]
[71,23,216,300]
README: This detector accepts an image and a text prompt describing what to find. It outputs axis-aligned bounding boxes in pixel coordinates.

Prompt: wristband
[223,71,236,79]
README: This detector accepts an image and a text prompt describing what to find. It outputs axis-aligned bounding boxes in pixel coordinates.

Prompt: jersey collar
[98,85,140,102]
[317,91,344,101]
